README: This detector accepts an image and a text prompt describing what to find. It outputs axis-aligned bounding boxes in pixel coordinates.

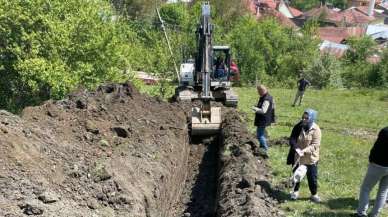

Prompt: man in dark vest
[252,85,275,155]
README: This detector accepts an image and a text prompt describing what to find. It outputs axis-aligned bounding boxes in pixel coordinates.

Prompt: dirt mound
[0,82,284,217]
[0,82,189,217]
[217,109,284,217]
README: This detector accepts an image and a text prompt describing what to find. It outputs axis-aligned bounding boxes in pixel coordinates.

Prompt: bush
[305,54,343,88]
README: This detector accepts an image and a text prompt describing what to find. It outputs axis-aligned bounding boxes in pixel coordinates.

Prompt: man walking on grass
[292,74,310,107]
[252,85,275,157]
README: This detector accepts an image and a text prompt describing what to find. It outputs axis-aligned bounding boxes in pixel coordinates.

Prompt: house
[348,0,382,7]
[376,0,388,14]
[319,40,350,58]
[366,24,388,44]
[304,6,345,26]
[277,0,303,18]
[318,26,366,43]
[341,7,376,25]
[251,0,299,28]
[259,8,298,27]
[303,5,376,27]
[257,0,277,10]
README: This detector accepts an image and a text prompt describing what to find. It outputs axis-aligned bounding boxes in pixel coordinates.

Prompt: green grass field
[235,87,388,217]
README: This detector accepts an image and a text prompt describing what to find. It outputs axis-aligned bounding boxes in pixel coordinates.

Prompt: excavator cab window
[212,48,230,81]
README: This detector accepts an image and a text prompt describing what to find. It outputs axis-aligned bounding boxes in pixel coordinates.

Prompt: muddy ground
[0,82,283,217]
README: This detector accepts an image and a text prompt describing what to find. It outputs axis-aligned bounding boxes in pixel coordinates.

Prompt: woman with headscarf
[290,109,322,203]
[352,127,388,217]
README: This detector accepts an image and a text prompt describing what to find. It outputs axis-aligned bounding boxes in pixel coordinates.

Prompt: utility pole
[156,7,180,82]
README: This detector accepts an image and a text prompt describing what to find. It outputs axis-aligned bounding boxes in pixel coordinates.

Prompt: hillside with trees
[0,0,387,112]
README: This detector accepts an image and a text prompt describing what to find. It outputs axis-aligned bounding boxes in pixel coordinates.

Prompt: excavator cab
[212,46,231,81]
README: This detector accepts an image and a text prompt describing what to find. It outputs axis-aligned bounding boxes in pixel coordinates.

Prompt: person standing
[290,109,321,203]
[292,75,311,106]
[252,85,275,156]
[352,127,388,217]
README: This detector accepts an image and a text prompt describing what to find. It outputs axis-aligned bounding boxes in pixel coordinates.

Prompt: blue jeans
[215,69,225,78]
[256,127,268,151]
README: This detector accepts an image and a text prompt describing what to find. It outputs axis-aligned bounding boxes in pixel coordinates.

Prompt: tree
[0,0,133,111]
[212,0,250,31]
[340,36,379,87]
[110,0,161,20]
[305,54,343,88]
[226,16,319,85]
[344,36,377,63]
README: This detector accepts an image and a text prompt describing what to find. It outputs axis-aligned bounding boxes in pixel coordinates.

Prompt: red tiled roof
[258,0,277,10]
[304,6,344,23]
[261,8,297,28]
[340,7,375,24]
[354,6,370,15]
[304,5,376,25]
[318,27,366,43]
[289,6,303,17]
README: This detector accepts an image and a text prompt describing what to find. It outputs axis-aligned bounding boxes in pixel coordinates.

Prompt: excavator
[175,2,239,136]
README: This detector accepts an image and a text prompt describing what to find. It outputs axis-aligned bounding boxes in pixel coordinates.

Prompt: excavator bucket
[191,106,221,136]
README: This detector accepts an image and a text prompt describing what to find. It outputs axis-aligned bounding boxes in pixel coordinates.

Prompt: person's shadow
[325,197,358,210]
[301,197,359,217]
[302,211,353,217]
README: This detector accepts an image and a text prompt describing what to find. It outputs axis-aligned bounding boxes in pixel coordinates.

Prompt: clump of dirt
[0,82,189,217]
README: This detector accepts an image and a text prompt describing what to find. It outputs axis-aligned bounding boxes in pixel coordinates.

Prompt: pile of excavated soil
[217,109,284,217]
[0,83,189,217]
[0,82,283,217]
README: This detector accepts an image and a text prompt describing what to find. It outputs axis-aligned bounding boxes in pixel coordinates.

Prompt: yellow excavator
[175,2,238,136]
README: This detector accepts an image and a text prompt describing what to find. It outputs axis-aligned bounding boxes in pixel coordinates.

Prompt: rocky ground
[0,82,284,217]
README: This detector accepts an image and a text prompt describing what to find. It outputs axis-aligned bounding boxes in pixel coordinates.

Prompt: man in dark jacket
[292,75,311,106]
[352,127,388,217]
[252,85,275,155]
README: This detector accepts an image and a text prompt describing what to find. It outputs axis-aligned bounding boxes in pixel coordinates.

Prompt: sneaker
[290,191,299,200]
[310,194,321,203]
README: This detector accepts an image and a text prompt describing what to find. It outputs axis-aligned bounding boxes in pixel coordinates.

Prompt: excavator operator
[214,56,226,79]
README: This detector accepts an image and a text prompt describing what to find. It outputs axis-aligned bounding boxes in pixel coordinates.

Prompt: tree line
[0,0,387,112]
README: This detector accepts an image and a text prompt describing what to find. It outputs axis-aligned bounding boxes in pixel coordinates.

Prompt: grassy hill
[236,87,388,217]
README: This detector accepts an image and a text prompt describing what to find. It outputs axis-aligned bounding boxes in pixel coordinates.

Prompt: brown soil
[0,82,284,217]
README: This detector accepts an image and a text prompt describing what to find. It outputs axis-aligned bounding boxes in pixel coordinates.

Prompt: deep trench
[176,135,222,217]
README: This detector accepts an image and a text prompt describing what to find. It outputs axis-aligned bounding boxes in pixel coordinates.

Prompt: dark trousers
[293,163,318,195]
